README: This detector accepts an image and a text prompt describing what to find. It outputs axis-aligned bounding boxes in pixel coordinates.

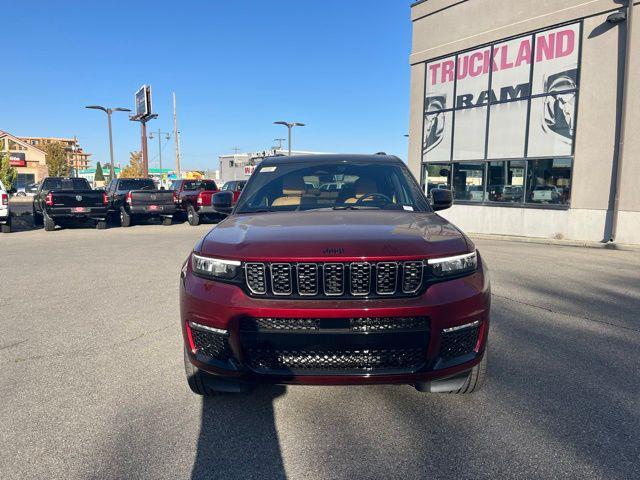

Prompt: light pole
[273,121,305,155]
[273,138,286,150]
[149,129,171,186]
[85,105,131,180]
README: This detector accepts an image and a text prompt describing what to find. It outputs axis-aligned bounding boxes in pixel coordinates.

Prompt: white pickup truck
[0,180,11,233]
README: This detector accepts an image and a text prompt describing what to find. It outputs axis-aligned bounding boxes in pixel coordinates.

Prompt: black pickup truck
[33,177,108,231]
[105,178,176,227]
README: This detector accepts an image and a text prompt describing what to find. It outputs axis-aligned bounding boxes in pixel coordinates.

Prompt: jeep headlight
[428,251,477,277]
[192,253,241,280]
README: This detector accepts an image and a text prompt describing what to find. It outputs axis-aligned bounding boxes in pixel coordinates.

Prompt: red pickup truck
[171,179,230,226]
[180,154,490,396]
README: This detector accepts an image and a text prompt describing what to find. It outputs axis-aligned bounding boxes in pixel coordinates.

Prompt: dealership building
[408,0,639,245]
[0,131,48,187]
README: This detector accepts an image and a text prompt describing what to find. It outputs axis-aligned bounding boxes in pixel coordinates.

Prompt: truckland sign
[423,23,579,161]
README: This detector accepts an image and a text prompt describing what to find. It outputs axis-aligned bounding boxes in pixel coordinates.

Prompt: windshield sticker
[261,166,277,173]
[403,205,414,211]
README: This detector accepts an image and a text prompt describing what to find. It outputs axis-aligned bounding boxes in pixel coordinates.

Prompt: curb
[469,233,640,252]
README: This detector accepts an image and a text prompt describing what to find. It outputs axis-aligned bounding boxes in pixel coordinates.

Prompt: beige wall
[408,0,640,243]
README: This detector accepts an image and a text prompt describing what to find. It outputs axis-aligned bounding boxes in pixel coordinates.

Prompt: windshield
[235,160,430,213]
[119,179,155,190]
[41,178,91,191]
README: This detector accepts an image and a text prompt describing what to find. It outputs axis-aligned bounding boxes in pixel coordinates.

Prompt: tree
[95,162,105,182]
[119,151,144,178]
[0,152,17,190]
[41,142,69,176]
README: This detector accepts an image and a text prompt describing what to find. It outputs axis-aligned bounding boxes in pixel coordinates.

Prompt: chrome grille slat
[245,263,266,294]
[270,263,292,295]
[350,262,371,296]
[323,263,345,296]
[296,263,318,295]
[402,261,423,293]
[376,262,398,295]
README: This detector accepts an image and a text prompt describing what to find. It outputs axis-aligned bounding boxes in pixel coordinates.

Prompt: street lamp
[86,105,131,180]
[273,121,305,156]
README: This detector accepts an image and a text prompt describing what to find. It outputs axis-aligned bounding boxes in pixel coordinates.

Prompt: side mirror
[212,191,233,214]
[430,188,453,211]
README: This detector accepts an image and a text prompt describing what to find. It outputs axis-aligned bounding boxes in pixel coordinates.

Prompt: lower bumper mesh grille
[439,323,480,360]
[191,327,231,361]
[244,347,425,372]
[239,316,430,374]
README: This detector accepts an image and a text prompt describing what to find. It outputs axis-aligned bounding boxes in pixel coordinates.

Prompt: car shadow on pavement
[191,384,287,480]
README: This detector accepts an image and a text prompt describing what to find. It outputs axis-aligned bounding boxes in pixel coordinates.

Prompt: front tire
[184,348,215,396]
[449,350,487,394]
[120,207,132,227]
[187,205,200,226]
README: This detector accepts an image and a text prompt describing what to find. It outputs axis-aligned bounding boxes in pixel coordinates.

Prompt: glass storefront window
[526,158,571,205]
[527,94,575,157]
[453,106,487,160]
[453,163,485,202]
[424,163,452,195]
[423,110,452,161]
[487,161,525,203]
[487,100,528,159]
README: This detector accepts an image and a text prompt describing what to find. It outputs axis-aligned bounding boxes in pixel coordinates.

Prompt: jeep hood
[198,211,472,261]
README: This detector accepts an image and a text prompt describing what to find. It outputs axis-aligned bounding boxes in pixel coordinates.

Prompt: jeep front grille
[244,260,425,299]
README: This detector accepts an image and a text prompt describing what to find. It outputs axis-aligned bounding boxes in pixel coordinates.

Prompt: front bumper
[180,258,490,385]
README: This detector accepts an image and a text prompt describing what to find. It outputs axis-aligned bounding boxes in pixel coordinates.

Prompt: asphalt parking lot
[1,213,639,479]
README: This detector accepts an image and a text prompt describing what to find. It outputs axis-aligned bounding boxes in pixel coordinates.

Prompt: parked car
[15,183,39,197]
[530,185,561,203]
[33,177,108,231]
[172,179,226,226]
[0,180,11,233]
[180,154,490,396]
[220,180,246,205]
[105,178,176,227]
[488,185,524,202]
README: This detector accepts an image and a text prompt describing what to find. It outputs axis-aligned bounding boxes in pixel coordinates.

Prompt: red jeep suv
[180,154,490,395]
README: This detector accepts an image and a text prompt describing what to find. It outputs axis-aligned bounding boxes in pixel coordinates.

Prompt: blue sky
[2,1,412,171]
